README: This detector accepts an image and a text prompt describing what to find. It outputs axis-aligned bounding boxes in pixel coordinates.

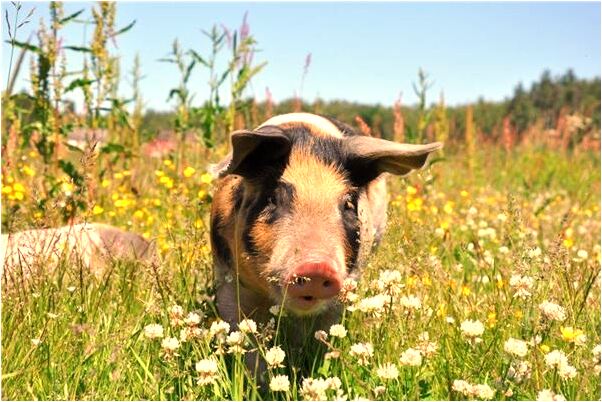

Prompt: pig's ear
[344,136,442,184]
[211,126,291,178]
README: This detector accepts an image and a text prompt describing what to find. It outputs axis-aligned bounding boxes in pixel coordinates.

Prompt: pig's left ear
[211,126,291,178]
[344,136,442,184]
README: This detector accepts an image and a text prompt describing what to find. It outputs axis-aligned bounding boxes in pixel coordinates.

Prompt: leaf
[5,10,11,37]
[59,9,84,24]
[188,50,208,67]
[58,160,84,185]
[100,143,125,154]
[167,88,182,101]
[64,143,84,154]
[112,19,136,37]
[184,60,195,83]
[64,78,95,93]
[4,39,40,53]
[63,45,92,53]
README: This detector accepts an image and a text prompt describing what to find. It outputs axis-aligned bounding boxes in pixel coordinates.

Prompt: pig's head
[213,114,441,316]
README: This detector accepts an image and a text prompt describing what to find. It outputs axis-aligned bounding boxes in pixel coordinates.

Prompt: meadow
[1,2,601,401]
[2,143,600,400]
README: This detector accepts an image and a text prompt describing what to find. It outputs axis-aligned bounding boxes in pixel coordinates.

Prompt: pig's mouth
[284,293,330,316]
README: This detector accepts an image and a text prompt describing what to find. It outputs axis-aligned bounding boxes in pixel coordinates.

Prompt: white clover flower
[504,338,529,358]
[355,294,389,315]
[376,362,399,380]
[537,389,566,401]
[184,312,202,327]
[269,374,290,392]
[499,246,510,254]
[373,385,386,396]
[300,377,341,401]
[508,360,532,382]
[573,249,589,262]
[452,379,473,395]
[195,358,219,385]
[239,318,257,334]
[314,330,328,342]
[269,305,287,317]
[544,350,568,369]
[265,346,285,368]
[31,338,42,346]
[329,324,347,338]
[528,247,542,259]
[399,347,422,366]
[509,274,534,299]
[350,342,374,365]
[539,301,567,321]
[373,270,403,296]
[168,304,184,326]
[143,323,164,339]
[460,319,485,338]
[66,286,76,293]
[558,363,577,379]
[473,383,495,400]
[416,335,439,358]
[161,336,180,353]
[400,295,422,310]
[226,331,246,354]
[339,278,359,304]
[209,320,230,338]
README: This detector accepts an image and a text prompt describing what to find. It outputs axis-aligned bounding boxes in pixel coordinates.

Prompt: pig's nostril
[302,295,314,301]
[323,280,331,288]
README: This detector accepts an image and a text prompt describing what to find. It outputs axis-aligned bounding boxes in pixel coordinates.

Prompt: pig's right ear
[210,126,291,179]
[344,136,443,185]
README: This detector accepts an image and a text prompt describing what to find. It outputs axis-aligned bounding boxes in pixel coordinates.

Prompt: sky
[1,1,600,112]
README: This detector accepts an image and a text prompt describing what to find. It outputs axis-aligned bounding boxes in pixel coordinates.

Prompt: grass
[1,145,600,400]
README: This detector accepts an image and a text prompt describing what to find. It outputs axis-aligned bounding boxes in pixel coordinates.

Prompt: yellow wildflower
[200,173,213,184]
[560,327,585,343]
[406,185,417,195]
[93,205,104,215]
[183,166,196,178]
[444,201,454,214]
[487,312,497,328]
[101,179,111,188]
[22,165,35,176]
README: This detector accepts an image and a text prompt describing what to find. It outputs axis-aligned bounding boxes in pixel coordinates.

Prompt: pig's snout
[285,261,342,311]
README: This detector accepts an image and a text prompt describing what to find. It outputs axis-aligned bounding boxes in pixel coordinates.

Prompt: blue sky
[2,1,600,112]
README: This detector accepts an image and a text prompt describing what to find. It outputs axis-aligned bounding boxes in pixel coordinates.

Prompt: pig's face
[212,114,441,316]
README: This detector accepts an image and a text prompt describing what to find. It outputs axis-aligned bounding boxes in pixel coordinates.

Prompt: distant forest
[140,69,600,145]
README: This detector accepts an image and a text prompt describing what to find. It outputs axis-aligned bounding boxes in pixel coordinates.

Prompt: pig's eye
[343,192,357,211]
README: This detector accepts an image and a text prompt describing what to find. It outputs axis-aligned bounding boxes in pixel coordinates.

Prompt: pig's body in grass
[210,113,441,342]
[1,223,157,287]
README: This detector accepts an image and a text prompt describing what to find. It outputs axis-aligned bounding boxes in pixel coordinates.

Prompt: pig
[210,113,441,340]
[1,222,157,287]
